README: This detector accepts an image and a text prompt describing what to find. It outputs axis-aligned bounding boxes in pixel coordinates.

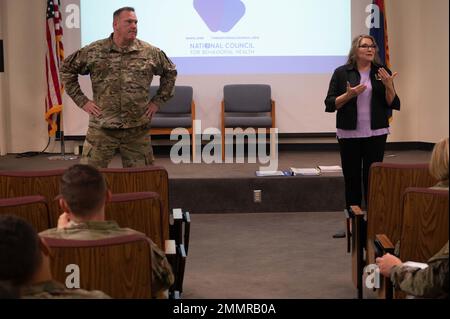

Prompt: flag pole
[60,131,65,156]
[59,108,66,157]
[46,0,76,161]
[48,105,77,161]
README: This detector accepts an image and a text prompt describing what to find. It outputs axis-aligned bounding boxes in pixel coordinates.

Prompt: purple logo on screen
[193,0,246,32]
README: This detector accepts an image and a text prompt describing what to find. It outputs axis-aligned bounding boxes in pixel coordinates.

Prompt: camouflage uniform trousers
[81,124,155,168]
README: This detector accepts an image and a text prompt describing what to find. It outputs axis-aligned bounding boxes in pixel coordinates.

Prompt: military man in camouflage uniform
[0,215,110,299]
[60,7,177,168]
[376,241,449,298]
[39,164,174,297]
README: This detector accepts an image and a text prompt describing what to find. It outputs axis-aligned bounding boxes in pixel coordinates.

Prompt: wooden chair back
[399,187,448,263]
[366,163,436,265]
[0,170,64,227]
[106,192,165,250]
[43,234,152,299]
[0,195,51,232]
[101,166,170,241]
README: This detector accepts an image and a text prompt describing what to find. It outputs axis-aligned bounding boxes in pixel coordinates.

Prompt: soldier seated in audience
[376,137,449,298]
[0,215,110,298]
[393,137,449,252]
[376,241,448,298]
[39,164,174,298]
[429,137,449,189]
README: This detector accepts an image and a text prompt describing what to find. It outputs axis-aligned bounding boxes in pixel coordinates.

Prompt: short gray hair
[113,7,135,20]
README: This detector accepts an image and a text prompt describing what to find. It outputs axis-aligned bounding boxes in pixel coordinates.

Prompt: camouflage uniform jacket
[391,241,449,298]
[22,280,110,299]
[60,34,177,129]
[40,220,175,297]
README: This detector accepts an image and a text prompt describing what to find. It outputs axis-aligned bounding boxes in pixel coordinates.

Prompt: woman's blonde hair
[429,137,449,184]
[346,34,382,66]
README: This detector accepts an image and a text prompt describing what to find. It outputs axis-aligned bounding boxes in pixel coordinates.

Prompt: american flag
[370,0,390,68]
[370,0,393,122]
[45,0,64,137]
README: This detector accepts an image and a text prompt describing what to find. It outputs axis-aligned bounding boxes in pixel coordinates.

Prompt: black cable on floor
[40,137,51,154]
[15,137,51,158]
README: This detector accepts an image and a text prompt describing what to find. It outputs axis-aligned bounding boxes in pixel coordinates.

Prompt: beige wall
[2,0,53,154]
[388,0,449,142]
[0,0,448,153]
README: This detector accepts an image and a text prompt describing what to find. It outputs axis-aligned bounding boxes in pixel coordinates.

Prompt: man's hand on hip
[82,101,102,117]
[145,102,160,119]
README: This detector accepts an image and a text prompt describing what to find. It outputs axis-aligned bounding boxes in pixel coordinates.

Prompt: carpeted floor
[182,212,356,299]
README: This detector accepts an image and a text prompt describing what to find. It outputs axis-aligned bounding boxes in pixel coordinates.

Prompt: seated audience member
[39,164,174,297]
[429,137,449,189]
[391,137,449,256]
[376,241,448,298]
[0,215,110,299]
[376,138,449,298]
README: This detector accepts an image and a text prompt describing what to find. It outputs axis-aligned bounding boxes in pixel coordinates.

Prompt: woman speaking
[325,34,400,209]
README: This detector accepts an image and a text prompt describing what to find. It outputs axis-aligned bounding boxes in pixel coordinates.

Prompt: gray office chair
[149,86,196,160]
[221,84,276,160]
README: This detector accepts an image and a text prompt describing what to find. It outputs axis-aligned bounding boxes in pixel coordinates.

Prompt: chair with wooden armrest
[373,234,395,299]
[107,192,187,297]
[0,195,51,232]
[366,163,437,267]
[347,205,366,299]
[169,209,190,295]
[101,166,191,256]
[350,163,437,298]
[101,166,170,241]
[43,234,153,299]
[107,192,165,250]
[0,169,65,227]
[375,187,448,299]
[168,208,190,295]
[168,243,187,294]
[149,86,197,161]
[170,208,191,255]
[221,84,276,161]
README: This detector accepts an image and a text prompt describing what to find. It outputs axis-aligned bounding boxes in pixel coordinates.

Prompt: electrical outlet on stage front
[253,190,262,203]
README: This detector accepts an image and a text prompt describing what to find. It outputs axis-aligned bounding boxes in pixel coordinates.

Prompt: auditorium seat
[107,192,165,249]
[101,167,191,257]
[106,191,187,295]
[366,163,437,265]
[348,162,436,298]
[0,195,51,232]
[43,233,153,299]
[0,169,65,227]
[376,187,449,299]
[101,166,170,240]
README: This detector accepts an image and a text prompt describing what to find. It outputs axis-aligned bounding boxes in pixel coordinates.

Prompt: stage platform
[0,149,432,213]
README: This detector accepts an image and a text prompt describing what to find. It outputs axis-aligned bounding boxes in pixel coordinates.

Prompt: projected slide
[80,0,350,74]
